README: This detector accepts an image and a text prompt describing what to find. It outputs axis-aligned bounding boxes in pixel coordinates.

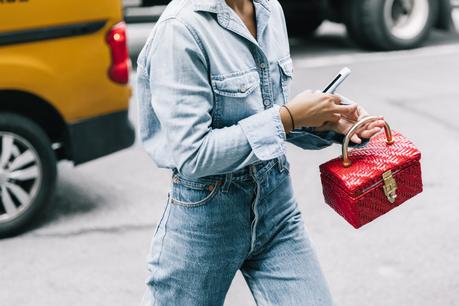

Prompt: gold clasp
[382,170,397,203]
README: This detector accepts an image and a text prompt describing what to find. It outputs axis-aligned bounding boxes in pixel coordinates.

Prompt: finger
[335,121,352,135]
[359,127,382,139]
[325,94,342,104]
[333,104,358,115]
[357,106,369,119]
[351,134,362,144]
[367,120,386,130]
[329,113,342,123]
[355,124,368,135]
[347,109,360,122]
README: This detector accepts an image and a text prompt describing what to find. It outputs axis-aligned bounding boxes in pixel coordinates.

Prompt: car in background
[284,0,454,50]
[0,0,135,237]
[128,0,455,50]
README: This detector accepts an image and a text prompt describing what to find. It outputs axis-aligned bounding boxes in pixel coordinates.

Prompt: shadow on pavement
[31,163,108,230]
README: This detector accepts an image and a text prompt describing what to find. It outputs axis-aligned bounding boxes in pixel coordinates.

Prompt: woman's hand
[315,104,385,144]
[279,90,359,133]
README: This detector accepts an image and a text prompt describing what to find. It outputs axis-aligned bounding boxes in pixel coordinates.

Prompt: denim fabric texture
[140,156,334,305]
[137,0,338,304]
[136,0,345,179]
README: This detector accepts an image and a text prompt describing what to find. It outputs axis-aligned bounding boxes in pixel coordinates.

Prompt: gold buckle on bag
[382,170,397,204]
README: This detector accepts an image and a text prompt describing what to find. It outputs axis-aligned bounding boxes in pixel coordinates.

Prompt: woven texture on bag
[321,162,423,228]
[319,131,421,197]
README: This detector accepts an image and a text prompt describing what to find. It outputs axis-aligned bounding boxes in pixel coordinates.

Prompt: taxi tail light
[106,22,130,84]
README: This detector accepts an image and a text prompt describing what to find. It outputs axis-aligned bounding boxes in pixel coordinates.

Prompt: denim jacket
[136,0,346,179]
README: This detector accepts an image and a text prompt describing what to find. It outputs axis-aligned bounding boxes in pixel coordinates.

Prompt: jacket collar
[191,0,223,13]
[191,0,270,14]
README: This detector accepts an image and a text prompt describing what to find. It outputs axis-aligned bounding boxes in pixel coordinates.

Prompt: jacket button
[172,176,179,184]
[207,184,215,191]
[240,84,247,93]
[259,62,266,69]
[263,99,270,106]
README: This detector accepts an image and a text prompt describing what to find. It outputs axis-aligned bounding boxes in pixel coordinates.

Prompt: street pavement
[2,18,459,306]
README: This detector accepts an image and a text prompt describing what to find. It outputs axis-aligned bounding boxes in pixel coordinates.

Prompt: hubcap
[384,0,430,40]
[0,133,42,223]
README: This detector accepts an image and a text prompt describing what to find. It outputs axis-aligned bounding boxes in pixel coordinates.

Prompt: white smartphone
[322,67,351,94]
[322,67,356,105]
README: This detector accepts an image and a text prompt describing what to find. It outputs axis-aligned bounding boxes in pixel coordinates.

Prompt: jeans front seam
[153,194,170,237]
[248,165,261,255]
[151,201,172,306]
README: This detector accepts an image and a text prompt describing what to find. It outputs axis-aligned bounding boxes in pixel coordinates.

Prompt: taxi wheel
[0,113,57,238]
[345,0,438,50]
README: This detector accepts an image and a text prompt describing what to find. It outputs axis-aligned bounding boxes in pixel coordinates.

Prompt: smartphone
[322,67,351,94]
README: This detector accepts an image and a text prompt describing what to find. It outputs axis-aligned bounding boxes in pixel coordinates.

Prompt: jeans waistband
[172,155,288,187]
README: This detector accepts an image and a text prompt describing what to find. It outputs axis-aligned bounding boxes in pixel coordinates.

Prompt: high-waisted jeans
[142,155,334,306]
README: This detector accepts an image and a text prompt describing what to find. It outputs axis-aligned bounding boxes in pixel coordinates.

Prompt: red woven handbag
[319,116,423,228]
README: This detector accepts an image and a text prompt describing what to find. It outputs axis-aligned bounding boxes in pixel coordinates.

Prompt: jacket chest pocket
[278,56,293,104]
[211,69,263,126]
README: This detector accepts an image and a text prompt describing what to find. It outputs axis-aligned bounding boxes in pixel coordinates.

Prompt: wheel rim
[384,0,430,40]
[0,132,42,223]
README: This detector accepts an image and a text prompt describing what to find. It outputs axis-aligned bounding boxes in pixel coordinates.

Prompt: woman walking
[137,0,383,304]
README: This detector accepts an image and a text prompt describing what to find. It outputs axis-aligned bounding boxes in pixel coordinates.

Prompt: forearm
[175,106,286,178]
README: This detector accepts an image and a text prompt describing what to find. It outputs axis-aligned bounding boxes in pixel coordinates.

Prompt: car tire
[0,113,57,238]
[286,15,324,37]
[345,0,438,50]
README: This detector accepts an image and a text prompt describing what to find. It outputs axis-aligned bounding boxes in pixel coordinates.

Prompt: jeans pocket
[169,175,220,207]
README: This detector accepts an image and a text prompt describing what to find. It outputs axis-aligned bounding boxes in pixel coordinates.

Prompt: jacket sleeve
[142,18,286,178]
[286,127,369,150]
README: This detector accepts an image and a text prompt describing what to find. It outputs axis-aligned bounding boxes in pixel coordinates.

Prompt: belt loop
[249,164,257,178]
[277,156,283,172]
[221,173,232,193]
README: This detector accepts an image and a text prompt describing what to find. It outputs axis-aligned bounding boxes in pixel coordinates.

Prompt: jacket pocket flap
[211,71,259,97]
[278,56,293,77]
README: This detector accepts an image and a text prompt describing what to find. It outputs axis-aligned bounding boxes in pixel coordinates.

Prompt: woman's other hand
[315,104,385,144]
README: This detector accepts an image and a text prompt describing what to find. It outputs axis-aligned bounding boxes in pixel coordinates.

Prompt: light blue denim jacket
[136,0,345,179]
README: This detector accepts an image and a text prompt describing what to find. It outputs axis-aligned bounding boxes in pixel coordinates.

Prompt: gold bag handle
[342,115,395,167]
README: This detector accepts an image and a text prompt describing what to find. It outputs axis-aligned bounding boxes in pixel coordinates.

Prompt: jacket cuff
[238,105,286,160]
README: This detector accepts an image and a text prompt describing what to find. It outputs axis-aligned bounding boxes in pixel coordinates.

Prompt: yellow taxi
[0,0,135,236]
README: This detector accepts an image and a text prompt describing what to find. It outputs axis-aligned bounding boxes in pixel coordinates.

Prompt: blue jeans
[142,156,334,305]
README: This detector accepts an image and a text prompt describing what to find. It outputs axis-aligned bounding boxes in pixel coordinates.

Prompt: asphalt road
[2,18,459,306]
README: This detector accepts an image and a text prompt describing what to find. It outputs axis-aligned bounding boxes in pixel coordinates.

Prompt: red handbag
[319,116,423,228]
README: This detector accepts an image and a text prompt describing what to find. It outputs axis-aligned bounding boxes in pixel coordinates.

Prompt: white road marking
[294,43,459,68]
